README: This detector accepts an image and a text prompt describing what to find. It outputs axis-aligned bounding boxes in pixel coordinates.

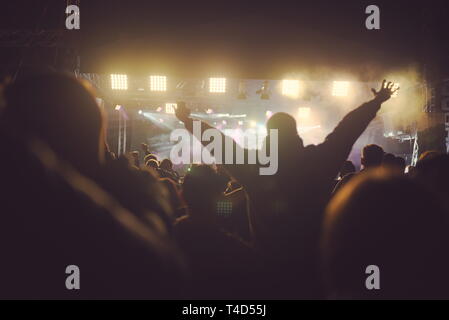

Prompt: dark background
[1,0,448,80]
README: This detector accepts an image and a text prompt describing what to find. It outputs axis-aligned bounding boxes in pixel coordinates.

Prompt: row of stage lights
[110,75,226,93]
[110,74,400,98]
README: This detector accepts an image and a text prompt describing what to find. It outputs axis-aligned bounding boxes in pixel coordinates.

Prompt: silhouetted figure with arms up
[176,80,398,298]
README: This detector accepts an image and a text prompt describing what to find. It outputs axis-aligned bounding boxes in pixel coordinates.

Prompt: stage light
[282,80,300,98]
[250,120,257,128]
[238,120,244,126]
[209,78,226,93]
[298,107,311,119]
[165,103,176,114]
[206,108,213,114]
[138,110,143,115]
[266,110,273,118]
[111,74,128,90]
[222,120,227,125]
[332,81,349,97]
[150,75,167,92]
[392,83,400,98]
[115,105,122,111]
[156,107,163,112]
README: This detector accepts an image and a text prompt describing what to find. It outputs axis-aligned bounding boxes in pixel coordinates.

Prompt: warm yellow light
[209,78,226,93]
[150,75,167,92]
[391,83,400,98]
[282,80,300,98]
[165,103,176,114]
[111,74,128,90]
[298,107,311,119]
[332,81,349,97]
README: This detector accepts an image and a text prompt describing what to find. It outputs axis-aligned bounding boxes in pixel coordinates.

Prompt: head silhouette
[160,159,173,171]
[323,168,449,299]
[339,160,356,178]
[182,165,224,216]
[266,112,303,154]
[361,144,384,169]
[2,72,104,174]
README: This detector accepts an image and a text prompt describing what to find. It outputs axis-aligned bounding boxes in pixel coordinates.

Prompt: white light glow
[392,83,400,98]
[282,80,300,98]
[150,75,167,92]
[332,81,349,97]
[111,74,128,90]
[165,103,176,114]
[298,107,311,119]
[209,78,226,93]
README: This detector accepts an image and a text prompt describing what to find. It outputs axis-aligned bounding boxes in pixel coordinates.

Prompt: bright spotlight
[282,80,300,98]
[111,74,128,90]
[206,108,213,114]
[392,83,400,98]
[149,75,167,92]
[332,81,349,97]
[165,103,177,114]
[138,110,143,115]
[209,78,226,93]
[238,120,244,126]
[266,110,273,118]
[298,107,311,119]
[115,105,122,111]
[250,120,257,128]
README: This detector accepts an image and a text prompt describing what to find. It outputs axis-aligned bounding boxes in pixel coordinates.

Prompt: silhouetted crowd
[1,71,448,299]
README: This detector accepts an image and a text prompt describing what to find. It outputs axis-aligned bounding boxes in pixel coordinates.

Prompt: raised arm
[175,102,257,187]
[318,80,399,176]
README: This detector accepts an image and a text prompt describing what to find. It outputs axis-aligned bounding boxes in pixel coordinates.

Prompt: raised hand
[371,80,399,103]
[175,101,191,123]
